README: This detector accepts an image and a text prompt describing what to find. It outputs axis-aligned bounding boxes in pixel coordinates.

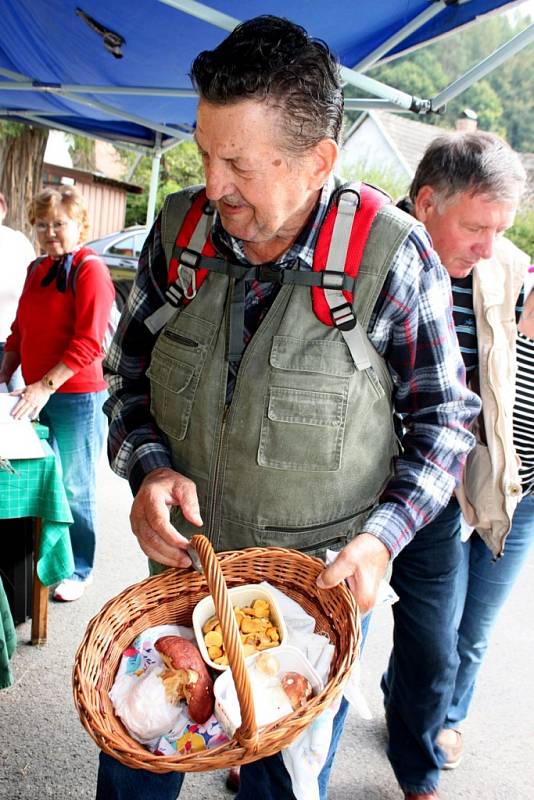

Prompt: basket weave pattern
[73,536,359,773]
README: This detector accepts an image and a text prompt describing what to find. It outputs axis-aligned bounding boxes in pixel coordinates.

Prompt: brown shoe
[437,727,463,770]
[226,766,240,792]
[404,793,439,799]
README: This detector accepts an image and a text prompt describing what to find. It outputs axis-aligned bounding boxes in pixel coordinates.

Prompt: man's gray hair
[409,131,526,209]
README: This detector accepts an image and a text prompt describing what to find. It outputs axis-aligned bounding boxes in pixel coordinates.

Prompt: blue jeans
[445,492,534,728]
[381,498,463,795]
[40,390,107,581]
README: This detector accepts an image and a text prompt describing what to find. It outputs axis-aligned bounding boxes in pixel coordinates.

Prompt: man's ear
[414,185,437,223]
[307,139,339,189]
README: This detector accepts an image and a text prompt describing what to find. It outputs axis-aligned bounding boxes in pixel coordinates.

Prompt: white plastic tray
[213,644,324,736]
[192,583,288,671]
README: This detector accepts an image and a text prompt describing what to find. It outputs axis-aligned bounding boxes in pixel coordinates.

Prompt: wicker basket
[73,534,359,773]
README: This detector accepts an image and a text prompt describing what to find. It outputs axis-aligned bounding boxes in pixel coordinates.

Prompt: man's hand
[130,467,203,567]
[316,533,391,615]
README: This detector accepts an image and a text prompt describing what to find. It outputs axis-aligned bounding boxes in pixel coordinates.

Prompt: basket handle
[191,534,258,751]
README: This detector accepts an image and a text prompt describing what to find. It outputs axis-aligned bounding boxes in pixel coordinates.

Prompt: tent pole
[339,66,430,112]
[146,137,162,228]
[352,1,447,72]
[431,24,534,111]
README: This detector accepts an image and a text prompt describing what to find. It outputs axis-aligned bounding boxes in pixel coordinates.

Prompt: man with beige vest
[382,132,529,787]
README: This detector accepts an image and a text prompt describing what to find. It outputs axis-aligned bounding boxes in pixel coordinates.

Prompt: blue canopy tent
[1,0,533,222]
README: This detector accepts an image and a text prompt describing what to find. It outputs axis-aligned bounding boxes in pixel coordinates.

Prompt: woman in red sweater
[0,186,115,601]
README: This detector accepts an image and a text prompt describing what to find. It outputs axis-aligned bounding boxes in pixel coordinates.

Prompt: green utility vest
[148,185,415,559]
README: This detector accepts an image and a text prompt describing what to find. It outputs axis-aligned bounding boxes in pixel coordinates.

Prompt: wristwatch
[43,374,56,392]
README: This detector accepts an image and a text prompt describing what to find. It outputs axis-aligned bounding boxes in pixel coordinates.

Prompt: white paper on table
[0,395,45,459]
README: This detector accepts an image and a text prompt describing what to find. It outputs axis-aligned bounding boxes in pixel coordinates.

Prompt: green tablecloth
[0,579,16,689]
[0,424,74,687]
[0,427,74,585]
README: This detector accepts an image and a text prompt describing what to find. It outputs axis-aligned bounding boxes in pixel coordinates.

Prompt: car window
[134,232,147,257]
[108,236,135,257]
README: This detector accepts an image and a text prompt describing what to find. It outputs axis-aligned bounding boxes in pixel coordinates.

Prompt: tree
[121,140,204,226]
[0,122,48,236]
[446,81,504,135]
[367,12,533,150]
[69,134,96,171]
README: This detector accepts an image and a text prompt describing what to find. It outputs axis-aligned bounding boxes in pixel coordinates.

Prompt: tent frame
[1,0,532,225]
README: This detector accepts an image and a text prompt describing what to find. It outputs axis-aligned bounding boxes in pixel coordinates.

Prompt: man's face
[415,187,519,279]
[194,99,334,260]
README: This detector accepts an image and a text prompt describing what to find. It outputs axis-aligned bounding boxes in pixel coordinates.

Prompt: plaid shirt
[104,178,480,558]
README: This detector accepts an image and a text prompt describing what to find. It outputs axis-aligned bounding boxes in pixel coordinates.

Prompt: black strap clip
[330,301,357,332]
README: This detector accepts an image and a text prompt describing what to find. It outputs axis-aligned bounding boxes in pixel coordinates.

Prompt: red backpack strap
[167,189,214,289]
[312,182,390,326]
[145,189,215,335]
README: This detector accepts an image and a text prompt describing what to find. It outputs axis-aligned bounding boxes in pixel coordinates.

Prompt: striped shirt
[450,275,478,377]
[513,331,534,494]
[104,178,480,559]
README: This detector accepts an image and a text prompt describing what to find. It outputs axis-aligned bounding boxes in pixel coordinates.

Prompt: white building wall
[339,117,410,183]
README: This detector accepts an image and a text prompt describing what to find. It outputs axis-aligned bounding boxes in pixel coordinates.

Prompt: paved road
[1,457,533,799]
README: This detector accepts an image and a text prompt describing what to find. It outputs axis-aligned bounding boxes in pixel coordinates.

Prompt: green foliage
[367,13,533,150]
[122,140,204,226]
[69,134,96,171]
[338,158,410,202]
[508,210,534,261]
[0,120,26,140]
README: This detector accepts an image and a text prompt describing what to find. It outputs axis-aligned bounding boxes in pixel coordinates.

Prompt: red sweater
[5,247,115,393]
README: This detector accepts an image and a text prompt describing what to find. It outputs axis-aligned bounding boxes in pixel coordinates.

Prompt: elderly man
[100,16,479,800]
[382,132,528,784]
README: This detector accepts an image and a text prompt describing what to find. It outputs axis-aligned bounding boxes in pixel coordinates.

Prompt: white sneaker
[53,574,93,602]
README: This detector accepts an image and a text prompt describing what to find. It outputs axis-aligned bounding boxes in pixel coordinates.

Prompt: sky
[510,0,534,16]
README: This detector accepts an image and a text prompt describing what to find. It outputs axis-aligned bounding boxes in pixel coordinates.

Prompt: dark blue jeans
[381,498,463,795]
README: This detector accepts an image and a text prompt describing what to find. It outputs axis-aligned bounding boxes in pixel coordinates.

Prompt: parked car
[86,226,148,309]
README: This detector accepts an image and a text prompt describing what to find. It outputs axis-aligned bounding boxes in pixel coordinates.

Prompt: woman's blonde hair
[28,186,90,242]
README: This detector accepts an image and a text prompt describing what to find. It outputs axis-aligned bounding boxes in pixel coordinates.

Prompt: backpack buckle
[321,270,345,290]
[180,247,202,269]
[257,264,284,284]
[330,301,357,331]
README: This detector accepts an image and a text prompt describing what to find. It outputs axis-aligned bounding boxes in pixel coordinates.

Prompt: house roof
[42,162,143,194]
[346,111,534,208]
[347,110,446,175]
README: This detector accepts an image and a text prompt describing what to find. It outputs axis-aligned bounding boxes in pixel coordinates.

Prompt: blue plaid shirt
[104,178,480,558]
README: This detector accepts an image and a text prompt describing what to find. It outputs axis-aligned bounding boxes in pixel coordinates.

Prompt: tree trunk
[0,125,48,238]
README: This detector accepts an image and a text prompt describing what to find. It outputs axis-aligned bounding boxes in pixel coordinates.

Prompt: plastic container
[192,583,288,671]
[213,644,323,737]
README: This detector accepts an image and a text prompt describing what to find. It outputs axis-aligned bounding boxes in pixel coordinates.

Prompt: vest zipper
[208,404,230,542]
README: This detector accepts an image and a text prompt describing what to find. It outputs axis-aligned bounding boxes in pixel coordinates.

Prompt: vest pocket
[258,386,345,471]
[147,351,197,441]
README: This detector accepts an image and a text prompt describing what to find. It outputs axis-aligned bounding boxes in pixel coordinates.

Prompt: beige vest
[455,237,529,557]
